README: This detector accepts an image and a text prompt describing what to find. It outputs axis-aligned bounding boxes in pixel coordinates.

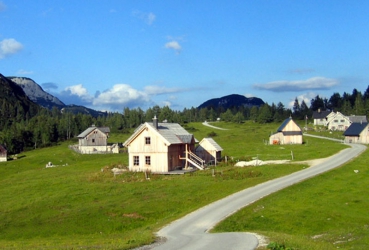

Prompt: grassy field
[213,130,369,249]
[0,121,351,249]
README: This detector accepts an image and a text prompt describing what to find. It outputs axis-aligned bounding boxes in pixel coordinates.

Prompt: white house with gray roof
[123,117,208,173]
[76,125,118,154]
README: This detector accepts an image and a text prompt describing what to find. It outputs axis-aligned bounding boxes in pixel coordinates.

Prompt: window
[340,120,345,122]
[334,120,338,123]
[145,156,151,165]
[133,156,139,166]
[92,139,95,143]
[145,137,151,145]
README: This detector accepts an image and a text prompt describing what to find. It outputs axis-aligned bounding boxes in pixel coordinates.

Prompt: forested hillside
[0,74,40,129]
[1,78,369,155]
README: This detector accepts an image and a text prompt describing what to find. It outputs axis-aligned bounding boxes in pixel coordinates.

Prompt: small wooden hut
[343,122,369,144]
[195,138,223,165]
[269,118,303,145]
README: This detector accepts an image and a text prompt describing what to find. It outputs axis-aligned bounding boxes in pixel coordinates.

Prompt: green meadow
[213,141,369,250]
[0,121,358,249]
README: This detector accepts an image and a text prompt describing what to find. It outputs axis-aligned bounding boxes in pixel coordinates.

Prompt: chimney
[153,116,158,129]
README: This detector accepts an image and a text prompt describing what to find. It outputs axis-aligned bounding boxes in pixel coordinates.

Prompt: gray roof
[200,137,223,151]
[343,122,368,136]
[348,115,367,123]
[77,126,110,138]
[312,110,331,119]
[124,122,196,146]
[148,122,195,144]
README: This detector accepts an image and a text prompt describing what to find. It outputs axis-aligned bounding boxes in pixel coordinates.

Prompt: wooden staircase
[179,145,205,170]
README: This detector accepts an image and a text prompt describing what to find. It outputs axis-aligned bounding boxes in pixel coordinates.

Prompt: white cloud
[165,41,181,53]
[55,82,189,111]
[93,84,149,109]
[65,84,89,97]
[287,92,318,108]
[253,77,339,92]
[62,84,93,103]
[0,38,23,59]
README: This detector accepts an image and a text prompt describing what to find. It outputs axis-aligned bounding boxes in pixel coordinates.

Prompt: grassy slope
[213,129,369,249]
[0,122,349,249]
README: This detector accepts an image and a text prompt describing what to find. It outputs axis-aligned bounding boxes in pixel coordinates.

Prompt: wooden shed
[269,118,303,145]
[0,144,7,162]
[77,125,111,154]
[123,117,205,173]
[195,138,223,165]
[343,122,369,144]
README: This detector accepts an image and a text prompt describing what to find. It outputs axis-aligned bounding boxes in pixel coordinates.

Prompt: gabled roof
[199,137,223,151]
[274,118,302,135]
[98,127,110,133]
[343,122,368,136]
[348,115,367,123]
[124,122,196,146]
[326,112,350,124]
[277,118,292,132]
[312,110,332,119]
[77,126,109,138]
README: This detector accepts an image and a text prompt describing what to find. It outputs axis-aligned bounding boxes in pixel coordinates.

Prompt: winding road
[147,134,366,250]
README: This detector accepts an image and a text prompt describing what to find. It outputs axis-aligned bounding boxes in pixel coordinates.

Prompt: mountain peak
[197,94,264,110]
[8,76,65,109]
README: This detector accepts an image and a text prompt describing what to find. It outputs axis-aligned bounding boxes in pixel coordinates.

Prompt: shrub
[267,242,293,250]
[207,131,217,137]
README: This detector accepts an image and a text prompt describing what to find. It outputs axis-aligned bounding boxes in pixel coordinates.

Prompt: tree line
[1,87,369,155]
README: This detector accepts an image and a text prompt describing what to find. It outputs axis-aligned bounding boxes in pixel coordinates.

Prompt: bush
[207,131,217,137]
[267,242,293,250]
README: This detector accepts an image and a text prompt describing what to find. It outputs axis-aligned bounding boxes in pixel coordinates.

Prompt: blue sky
[1,1,369,111]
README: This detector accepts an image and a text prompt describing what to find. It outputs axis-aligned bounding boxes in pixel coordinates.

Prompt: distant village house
[312,109,333,126]
[343,122,369,144]
[75,125,118,154]
[312,110,367,131]
[269,117,303,145]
